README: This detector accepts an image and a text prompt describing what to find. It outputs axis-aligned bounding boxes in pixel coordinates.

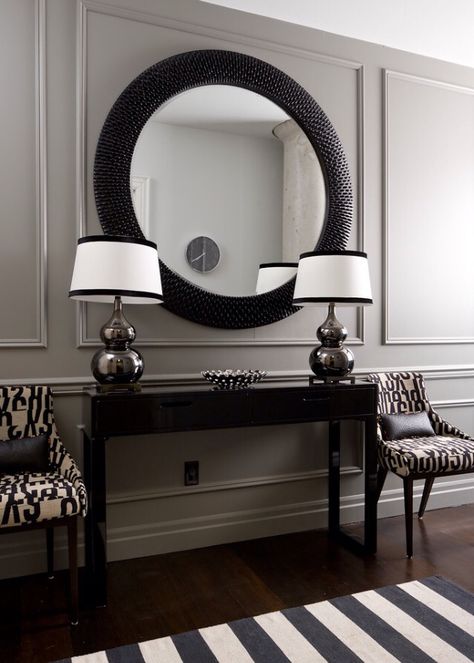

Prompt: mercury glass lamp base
[309,345,355,379]
[309,302,355,379]
[91,348,144,385]
[91,296,144,385]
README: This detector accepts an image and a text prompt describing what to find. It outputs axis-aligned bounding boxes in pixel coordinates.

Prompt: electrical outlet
[184,460,199,486]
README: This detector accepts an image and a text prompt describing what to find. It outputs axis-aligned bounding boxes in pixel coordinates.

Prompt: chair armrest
[49,436,88,516]
[376,420,384,443]
[430,409,473,440]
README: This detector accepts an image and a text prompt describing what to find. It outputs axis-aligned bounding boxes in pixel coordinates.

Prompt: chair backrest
[0,385,60,444]
[367,372,431,416]
[367,372,472,440]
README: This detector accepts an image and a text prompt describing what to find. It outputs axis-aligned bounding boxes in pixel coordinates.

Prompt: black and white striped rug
[58,576,474,662]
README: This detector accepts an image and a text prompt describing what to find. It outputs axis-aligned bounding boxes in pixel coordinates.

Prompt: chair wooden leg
[418,476,435,519]
[376,467,388,502]
[403,478,414,558]
[46,527,54,579]
[67,517,79,626]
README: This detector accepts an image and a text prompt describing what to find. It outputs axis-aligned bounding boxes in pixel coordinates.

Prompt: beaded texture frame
[94,50,352,329]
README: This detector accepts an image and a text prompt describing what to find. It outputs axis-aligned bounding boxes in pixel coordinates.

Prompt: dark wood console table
[82,380,378,607]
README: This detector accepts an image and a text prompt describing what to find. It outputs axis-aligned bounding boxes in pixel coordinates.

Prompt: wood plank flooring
[1,504,473,663]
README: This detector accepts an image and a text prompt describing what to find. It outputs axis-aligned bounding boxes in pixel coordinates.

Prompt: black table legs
[328,417,378,555]
[82,412,378,606]
[328,420,341,539]
[364,415,379,555]
[83,431,107,607]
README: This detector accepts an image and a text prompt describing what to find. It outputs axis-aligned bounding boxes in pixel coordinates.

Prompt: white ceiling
[153,86,288,137]
[202,0,474,69]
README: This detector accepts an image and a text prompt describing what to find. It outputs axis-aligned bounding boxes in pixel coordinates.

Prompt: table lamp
[293,250,372,381]
[69,236,163,386]
[256,263,298,294]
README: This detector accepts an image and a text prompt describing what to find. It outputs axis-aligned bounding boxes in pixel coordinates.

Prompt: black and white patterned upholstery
[367,371,474,558]
[367,372,474,478]
[0,386,87,528]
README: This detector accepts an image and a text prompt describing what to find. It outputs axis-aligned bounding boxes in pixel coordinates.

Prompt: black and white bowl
[201,369,267,390]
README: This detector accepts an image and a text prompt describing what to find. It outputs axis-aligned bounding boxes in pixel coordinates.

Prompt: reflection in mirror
[131,85,326,296]
[256,263,298,294]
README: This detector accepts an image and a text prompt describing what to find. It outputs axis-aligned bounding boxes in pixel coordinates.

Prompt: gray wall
[1,0,474,578]
[132,120,283,295]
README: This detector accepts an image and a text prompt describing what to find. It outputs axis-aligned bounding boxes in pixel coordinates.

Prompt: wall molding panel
[77,321,366,348]
[1,472,473,580]
[4,0,474,581]
[34,0,47,348]
[75,0,366,347]
[383,69,474,345]
[4,363,474,394]
[98,478,474,565]
[107,465,364,506]
[1,0,47,347]
[78,0,365,72]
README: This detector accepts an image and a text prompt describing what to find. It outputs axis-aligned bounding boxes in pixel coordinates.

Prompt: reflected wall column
[273,119,326,260]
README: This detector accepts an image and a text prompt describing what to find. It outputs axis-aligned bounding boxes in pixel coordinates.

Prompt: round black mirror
[94,49,352,329]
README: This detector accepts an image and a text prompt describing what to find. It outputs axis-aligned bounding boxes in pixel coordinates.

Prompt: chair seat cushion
[0,472,82,528]
[378,435,474,477]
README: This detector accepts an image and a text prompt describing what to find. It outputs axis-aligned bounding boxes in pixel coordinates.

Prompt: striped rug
[57,576,474,662]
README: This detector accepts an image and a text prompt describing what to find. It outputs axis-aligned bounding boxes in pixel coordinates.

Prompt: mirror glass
[130,85,326,296]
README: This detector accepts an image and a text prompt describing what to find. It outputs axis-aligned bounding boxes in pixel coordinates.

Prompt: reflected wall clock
[186,236,221,273]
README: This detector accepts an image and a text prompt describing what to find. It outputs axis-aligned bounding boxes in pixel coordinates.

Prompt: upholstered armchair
[367,372,474,558]
[0,385,87,624]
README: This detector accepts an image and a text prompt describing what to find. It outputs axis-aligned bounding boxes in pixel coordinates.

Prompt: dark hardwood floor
[1,504,474,663]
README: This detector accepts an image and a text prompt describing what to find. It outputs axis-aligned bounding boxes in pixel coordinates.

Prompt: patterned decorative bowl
[201,369,267,390]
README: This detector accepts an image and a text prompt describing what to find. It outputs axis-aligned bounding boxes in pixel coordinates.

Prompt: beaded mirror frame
[94,49,352,329]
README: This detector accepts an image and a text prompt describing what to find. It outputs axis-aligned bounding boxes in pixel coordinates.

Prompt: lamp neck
[316,302,347,347]
[99,295,136,348]
[113,295,122,313]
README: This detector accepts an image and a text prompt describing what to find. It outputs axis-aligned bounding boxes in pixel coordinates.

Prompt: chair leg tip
[406,554,413,559]
[70,619,79,626]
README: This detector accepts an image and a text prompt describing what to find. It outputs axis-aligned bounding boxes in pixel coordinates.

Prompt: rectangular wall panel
[0,0,46,345]
[78,1,365,347]
[384,70,474,344]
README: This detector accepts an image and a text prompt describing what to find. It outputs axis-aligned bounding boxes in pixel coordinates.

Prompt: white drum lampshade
[256,263,298,294]
[293,251,372,306]
[69,236,163,304]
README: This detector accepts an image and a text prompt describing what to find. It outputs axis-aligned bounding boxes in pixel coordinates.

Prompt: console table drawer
[154,394,249,431]
[93,393,249,436]
[330,387,375,418]
[251,388,332,424]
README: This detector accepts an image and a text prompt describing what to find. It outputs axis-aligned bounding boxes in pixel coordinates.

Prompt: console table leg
[328,420,341,538]
[83,431,107,607]
[364,415,378,554]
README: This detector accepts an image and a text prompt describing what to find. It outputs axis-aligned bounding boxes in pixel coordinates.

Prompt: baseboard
[377,476,474,518]
[1,474,473,579]
[107,477,474,564]
[0,527,85,580]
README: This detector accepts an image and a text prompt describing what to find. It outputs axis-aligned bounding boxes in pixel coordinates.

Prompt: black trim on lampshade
[298,250,368,259]
[77,235,158,250]
[259,262,298,269]
[293,296,373,304]
[69,288,164,301]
